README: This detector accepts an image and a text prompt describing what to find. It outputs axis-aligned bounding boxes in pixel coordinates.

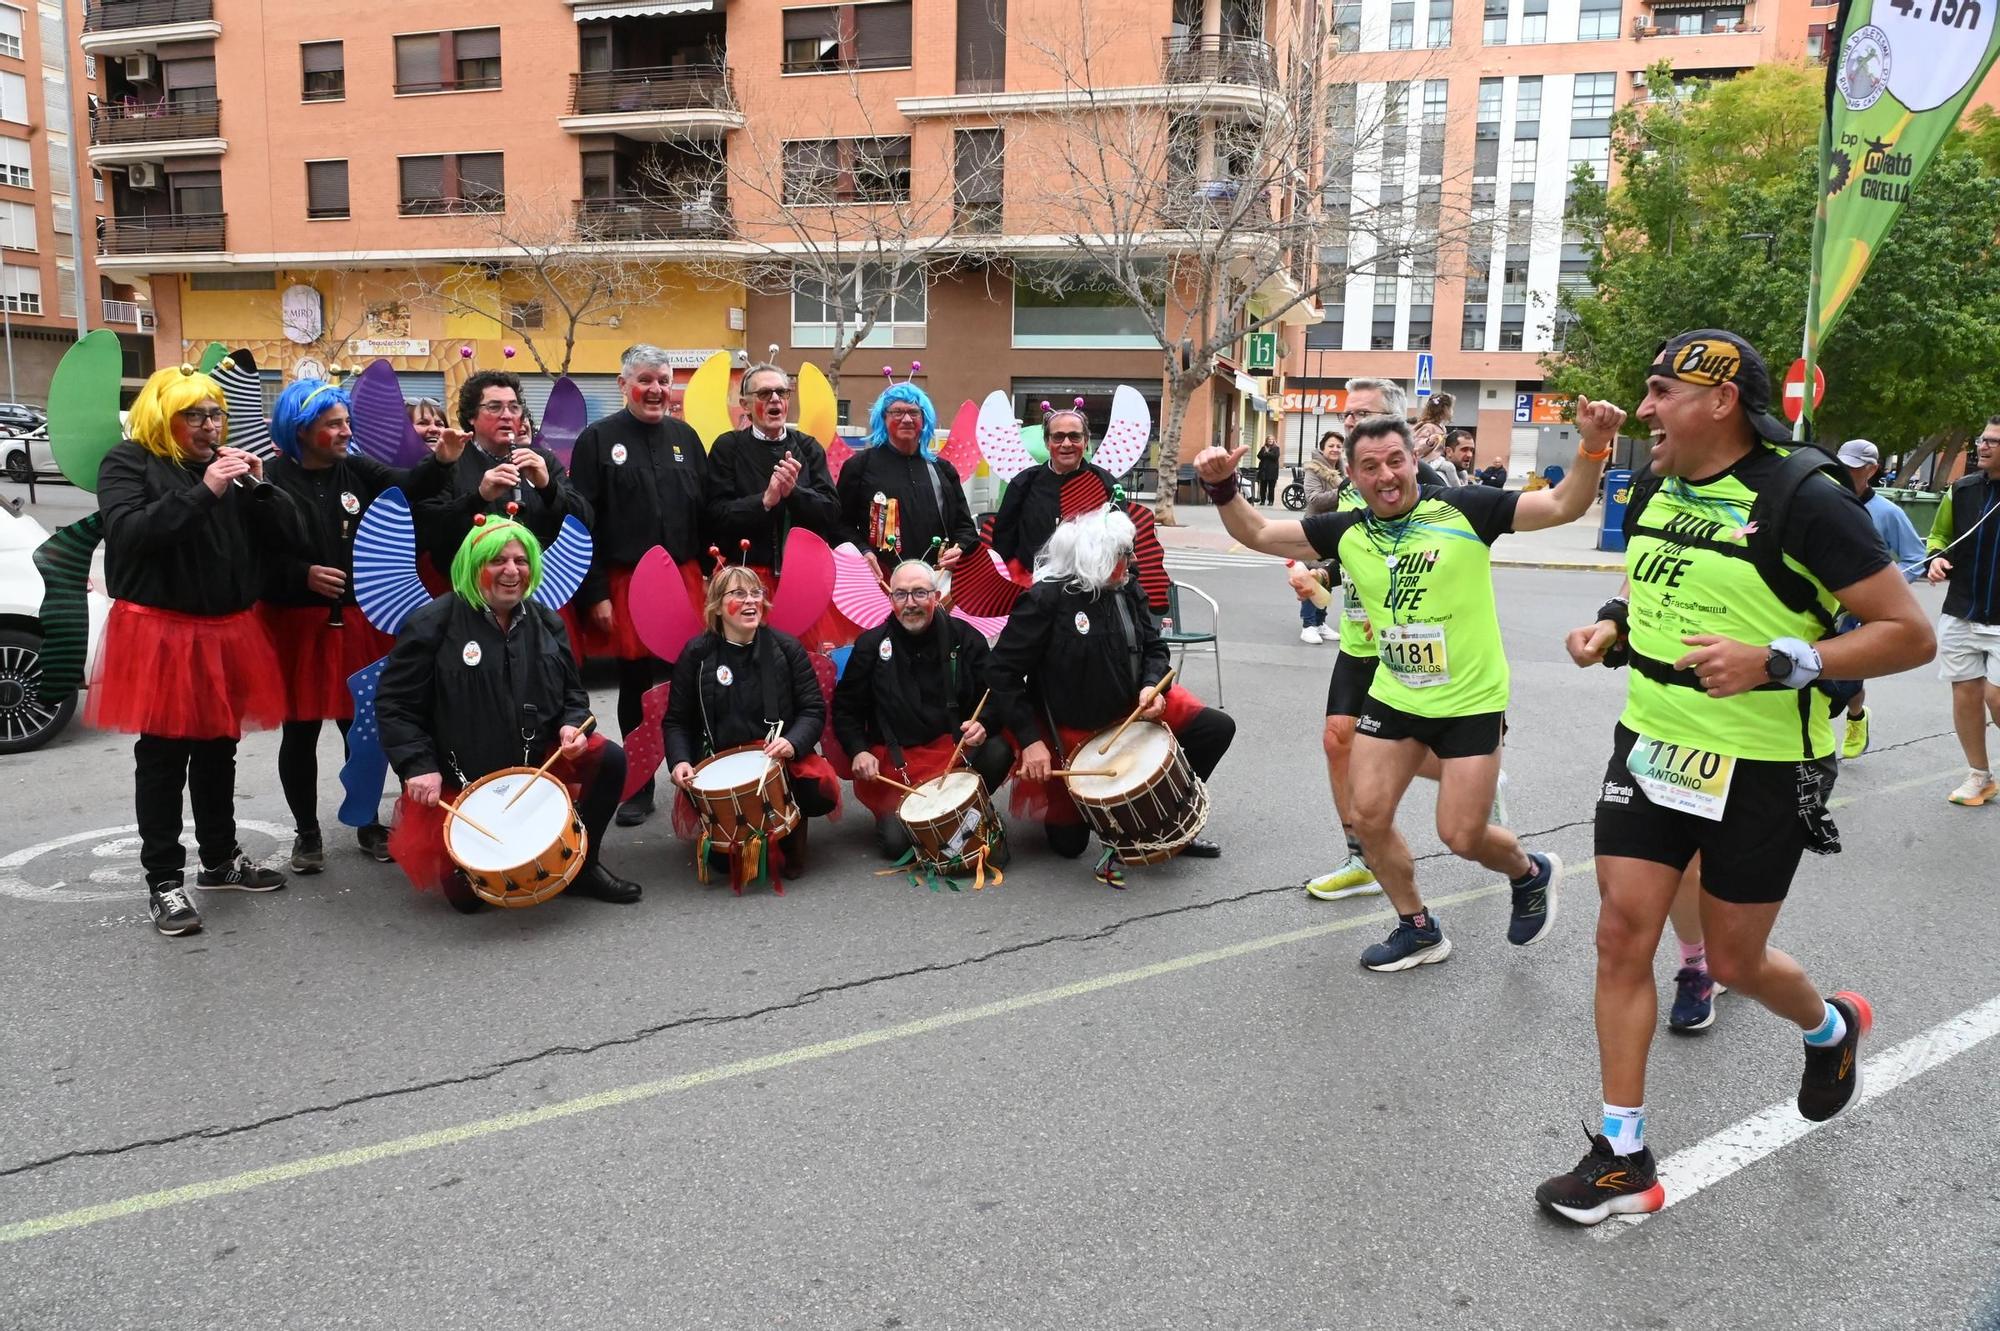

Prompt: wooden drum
[689,744,799,848]
[1064,721,1209,865]
[446,767,586,908]
[898,770,1006,875]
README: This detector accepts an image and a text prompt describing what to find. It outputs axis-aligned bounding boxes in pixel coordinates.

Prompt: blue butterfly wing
[530,515,593,611]
[353,486,433,636]
[214,350,276,461]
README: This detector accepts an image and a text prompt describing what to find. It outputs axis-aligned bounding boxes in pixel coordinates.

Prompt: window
[852,136,911,202]
[191,271,276,291]
[1567,134,1610,181]
[0,6,20,60]
[955,0,1006,91]
[1335,0,1360,50]
[1577,0,1620,40]
[1499,314,1524,350]
[395,28,499,94]
[1501,255,1529,303]
[1573,73,1615,119]
[172,168,222,217]
[1012,261,1161,349]
[1427,0,1453,46]
[1373,270,1399,304]
[0,198,32,249]
[1515,76,1541,125]
[1,70,27,124]
[794,263,927,347]
[1519,0,1547,42]
[305,159,348,220]
[782,136,911,204]
[1371,311,1396,350]
[783,3,913,74]
[398,152,505,215]
[2,261,39,314]
[1478,78,1502,123]
[1460,305,1486,350]
[51,198,68,233]
[301,41,343,101]
[1474,137,1499,179]
[1408,317,1432,350]
[1483,0,1506,45]
[953,127,1003,232]
[1422,80,1448,125]
[507,300,543,330]
[1510,138,1538,182]
[1389,2,1414,48]
[0,136,27,187]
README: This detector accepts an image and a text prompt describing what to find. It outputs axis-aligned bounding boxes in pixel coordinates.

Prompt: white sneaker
[1300,625,1323,644]
[1947,769,1999,806]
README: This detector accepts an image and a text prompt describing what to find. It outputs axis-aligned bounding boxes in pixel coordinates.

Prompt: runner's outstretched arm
[1191,444,1320,562]
[1512,398,1626,532]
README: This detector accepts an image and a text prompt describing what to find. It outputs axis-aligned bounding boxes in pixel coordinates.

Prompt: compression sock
[1803,1001,1848,1048]
[1601,1104,1645,1155]
[1678,939,1707,973]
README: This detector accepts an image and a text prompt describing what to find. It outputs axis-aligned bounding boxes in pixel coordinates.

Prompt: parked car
[0,401,47,434]
[2,423,53,484]
[0,499,109,753]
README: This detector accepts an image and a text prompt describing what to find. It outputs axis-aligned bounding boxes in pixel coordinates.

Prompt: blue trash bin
[1598,468,1635,553]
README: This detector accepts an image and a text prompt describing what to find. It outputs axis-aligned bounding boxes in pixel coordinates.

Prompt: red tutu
[388,734,607,893]
[259,604,394,721]
[1008,685,1209,826]
[86,603,288,741]
[575,562,707,661]
[853,736,961,818]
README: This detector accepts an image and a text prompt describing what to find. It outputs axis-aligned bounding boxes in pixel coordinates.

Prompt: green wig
[449,517,544,609]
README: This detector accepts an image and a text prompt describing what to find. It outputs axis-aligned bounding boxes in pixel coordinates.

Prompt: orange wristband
[1579,444,1612,462]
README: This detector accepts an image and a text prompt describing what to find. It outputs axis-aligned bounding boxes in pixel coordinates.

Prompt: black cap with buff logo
[1646,329,1793,444]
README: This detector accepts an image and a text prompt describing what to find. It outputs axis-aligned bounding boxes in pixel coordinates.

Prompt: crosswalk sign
[1414,353,1434,398]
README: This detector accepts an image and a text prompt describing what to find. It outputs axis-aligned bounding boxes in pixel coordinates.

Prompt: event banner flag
[1817,0,2000,343]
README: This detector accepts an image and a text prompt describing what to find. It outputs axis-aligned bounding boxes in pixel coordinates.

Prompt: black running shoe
[1506,851,1561,946]
[149,881,202,937]
[1798,991,1872,1122]
[1668,967,1719,1033]
[195,853,287,892]
[615,785,655,828]
[1535,1127,1665,1226]
[356,822,393,863]
[1360,911,1451,972]
[290,829,325,875]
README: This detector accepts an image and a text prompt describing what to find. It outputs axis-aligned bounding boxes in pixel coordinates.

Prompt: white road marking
[1596,992,2000,1238]
[0,821,294,904]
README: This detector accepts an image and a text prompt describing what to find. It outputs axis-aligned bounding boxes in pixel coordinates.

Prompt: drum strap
[1109,591,1143,696]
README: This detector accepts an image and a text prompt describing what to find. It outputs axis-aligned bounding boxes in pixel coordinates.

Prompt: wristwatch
[1764,648,1790,681]
[1767,637,1824,689]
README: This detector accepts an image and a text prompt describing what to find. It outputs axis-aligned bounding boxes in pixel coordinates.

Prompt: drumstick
[1048,768,1118,778]
[502,714,597,811]
[942,689,992,774]
[870,773,926,797]
[1097,668,1176,755]
[440,798,502,843]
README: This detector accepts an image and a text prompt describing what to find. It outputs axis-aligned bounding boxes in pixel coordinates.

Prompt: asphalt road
[1,524,1996,1330]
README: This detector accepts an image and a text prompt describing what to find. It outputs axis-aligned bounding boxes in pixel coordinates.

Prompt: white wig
[1034,507,1136,593]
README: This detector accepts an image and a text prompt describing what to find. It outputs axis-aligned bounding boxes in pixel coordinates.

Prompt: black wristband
[1595,596,1629,633]
[1204,473,1240,505]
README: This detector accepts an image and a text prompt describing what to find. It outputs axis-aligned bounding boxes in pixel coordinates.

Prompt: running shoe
[1300,625,1324,644]
[194,853,287,892]
[1798,991,1872,1122]
[1506,851,1561,946]
[149,881,202,937]
[1840,707,1870,760]
[356,822,393,863]
[1360,912,1451,971]
[1305,856,1381,900]
[1947,770,1998,806]
[1668,967,1718,1032]
[1535,1128,1665,1226]
[290,829,325,875]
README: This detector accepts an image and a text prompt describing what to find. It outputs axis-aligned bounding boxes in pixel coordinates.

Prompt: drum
[1064,721,1209,865]
[689,744,799,847]
[445,766,586,908]
[898,770,1005,874]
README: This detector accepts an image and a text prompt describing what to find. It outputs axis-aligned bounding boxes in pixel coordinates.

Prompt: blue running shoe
[1361,911,1452,972]
[1668,966,1717,1032]
[1506,851,1561,946]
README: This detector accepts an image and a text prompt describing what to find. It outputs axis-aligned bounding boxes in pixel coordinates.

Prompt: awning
[573,0,714,21]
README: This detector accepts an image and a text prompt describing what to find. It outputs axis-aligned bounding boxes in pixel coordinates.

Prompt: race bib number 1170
[1626,733,1737,821]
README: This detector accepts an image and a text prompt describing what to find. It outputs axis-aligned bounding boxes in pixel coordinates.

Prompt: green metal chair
[1160,580,1222,705]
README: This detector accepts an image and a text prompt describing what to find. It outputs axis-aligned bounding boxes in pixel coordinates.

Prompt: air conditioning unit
[127,161,162,189]
[1631,70,1650,88]
[120,52,158,83]
[1631,17,1654,35]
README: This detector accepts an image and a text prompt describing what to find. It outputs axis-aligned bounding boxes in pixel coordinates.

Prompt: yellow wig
[126,363,229,463]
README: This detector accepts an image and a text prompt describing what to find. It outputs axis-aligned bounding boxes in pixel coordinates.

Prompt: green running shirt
[1333,483,1377,658]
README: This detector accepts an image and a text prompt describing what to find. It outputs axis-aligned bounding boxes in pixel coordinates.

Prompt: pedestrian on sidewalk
[1296,429,1344,643]
[1254,439,1280,505]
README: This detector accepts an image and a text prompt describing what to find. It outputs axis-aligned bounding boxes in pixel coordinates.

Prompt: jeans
[1298,599,1328,628]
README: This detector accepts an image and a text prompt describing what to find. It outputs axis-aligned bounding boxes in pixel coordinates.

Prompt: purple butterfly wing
[537,376,588,468]
[349,360,429,468]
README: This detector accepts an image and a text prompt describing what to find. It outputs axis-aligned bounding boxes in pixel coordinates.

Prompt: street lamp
[1740,231,1777,262]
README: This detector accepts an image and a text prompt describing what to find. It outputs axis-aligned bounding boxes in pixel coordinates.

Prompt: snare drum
[898,770,1005,874]
[445,766,586,908]
[689,744,799,847]
[1064,721,1210,865]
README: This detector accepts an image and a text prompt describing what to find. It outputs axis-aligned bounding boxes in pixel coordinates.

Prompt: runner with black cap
[1538,328,1934,1225]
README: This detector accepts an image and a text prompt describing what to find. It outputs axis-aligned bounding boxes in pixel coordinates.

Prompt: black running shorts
[1326,652,1379,719]
[1592,722,1838,905]
[1353,697,1505,759]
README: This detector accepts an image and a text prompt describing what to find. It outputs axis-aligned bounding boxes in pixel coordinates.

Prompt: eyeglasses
[1980,437,2000,447]
[479,401,526,416]
[1048,431,1086,444]
[178,408,228,425]
[884,409,924,421]
[749,387,791,401]
[888,588,937,603]
[723,593,761,609]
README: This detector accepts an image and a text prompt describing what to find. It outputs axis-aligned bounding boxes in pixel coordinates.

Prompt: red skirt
[575,561,708,661]
[388,734,608,893]
[1008,685,1209,826]
[260,604,395,721]
[853,735,962,819]
[86,602,288,741]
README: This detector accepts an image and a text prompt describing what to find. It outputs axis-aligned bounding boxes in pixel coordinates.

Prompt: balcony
[79,0,221,54]
[574,193,733,242]
[560,65,744,140]
[87,98,224,164]
[1161,34,1277,90]
[98,212,226,259]
[1161,180,1275,230]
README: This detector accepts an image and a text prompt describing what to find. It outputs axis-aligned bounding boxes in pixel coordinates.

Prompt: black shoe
[875,814,913,862]
[195,853,287,892]
[1180,836,1221,859]
[571,863,642,905]
[1359,912,1452,972]
[356,822,393,863]
[442,870,487,914]
[1798,991,1873,1122]
[1506,851,1561,946]
[1534,1127,1665,1226]
[290,829,325,875]
[148,880,202,937]
[614,785,655,828]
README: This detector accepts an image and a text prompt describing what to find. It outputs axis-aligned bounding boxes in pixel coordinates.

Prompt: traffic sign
[1782,358,1826,423]
[1246,331,1277,373]
[1513,392,1533,424]
[1414,353,1435,398]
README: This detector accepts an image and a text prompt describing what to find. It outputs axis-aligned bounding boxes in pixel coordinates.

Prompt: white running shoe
[1300,625,1323,644]
[1947,769,1998,806]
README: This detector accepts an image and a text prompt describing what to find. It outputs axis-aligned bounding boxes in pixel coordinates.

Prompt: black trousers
[875,735,1016,856]
[578,739,628,868]
[616,658,666,800]
[277,717,353,832]
[1046,706,1235,858]
[134,734,240,884]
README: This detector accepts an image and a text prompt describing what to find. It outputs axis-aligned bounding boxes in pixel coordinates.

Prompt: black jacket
[262,452,451,607]
[375,594,589,785]
[705,428,842,570]
[97,441,307,615]
[989,461,1119,568]
[835,444,980,569]
[986,577,1169,745]
[569,409,709,604]
[663,628,825,767]
[413,439,593,574]
[833,613,996,758]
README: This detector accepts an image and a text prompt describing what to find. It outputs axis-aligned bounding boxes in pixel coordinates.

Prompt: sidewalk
[1152,493,1626,571]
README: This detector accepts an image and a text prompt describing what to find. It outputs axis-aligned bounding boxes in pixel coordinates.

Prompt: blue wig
[271,377,353,460]
[865,383,938,458]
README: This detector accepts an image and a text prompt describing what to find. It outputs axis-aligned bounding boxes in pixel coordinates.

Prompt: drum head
[694,748,774,792]
[1067,722,1175,798]
[447,771,569,872]
[901,770,979,820]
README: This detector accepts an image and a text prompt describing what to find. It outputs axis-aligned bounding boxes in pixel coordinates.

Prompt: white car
[0,500,110,752]
[2,424,54,485]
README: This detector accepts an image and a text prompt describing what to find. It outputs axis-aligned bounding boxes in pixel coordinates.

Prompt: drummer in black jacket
[705,362,842,574]
[834,560,1015,858]
[989,405,1119,576]
[986,508,1233,871]
[836,382,980,578]
[375,517,641,911]
[664,565,839,878]
[568,345,710,828]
